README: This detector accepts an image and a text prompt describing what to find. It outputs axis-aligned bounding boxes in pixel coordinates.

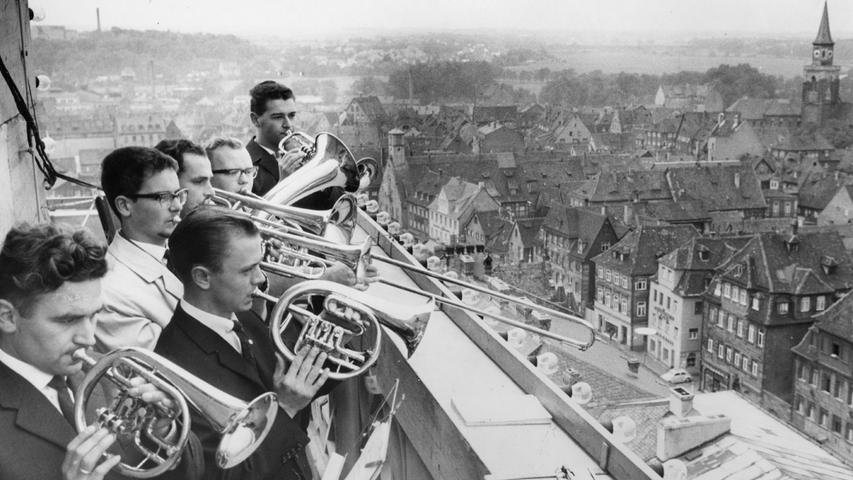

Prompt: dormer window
[821,255,839,275]
[698,248,710,262]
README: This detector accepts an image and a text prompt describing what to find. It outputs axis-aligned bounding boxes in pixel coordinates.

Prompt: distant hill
[30,28,273,85]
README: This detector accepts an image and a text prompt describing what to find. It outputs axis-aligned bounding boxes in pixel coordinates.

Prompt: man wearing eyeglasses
[96,147,186,352]
[205,137,257,195]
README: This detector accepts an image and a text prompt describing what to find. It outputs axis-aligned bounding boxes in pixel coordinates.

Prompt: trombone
[367,255,596,351]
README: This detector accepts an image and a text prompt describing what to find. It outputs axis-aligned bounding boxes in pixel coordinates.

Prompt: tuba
[266,280,432,380]
[73,348,278,478]
[266,132,360,206]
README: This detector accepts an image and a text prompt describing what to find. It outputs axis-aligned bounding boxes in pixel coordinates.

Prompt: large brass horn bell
[268,280,432,380]
[266,132,360,206]
[73,348,278,477]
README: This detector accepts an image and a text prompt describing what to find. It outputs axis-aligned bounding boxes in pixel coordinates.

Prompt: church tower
[802,2,841,124]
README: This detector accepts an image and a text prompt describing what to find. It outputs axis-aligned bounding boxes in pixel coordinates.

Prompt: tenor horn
[257,225,372,281]
[266,132,359,207]
[73,348,277,477]
[259,280,432,380]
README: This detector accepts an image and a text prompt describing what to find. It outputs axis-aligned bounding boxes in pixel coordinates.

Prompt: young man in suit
[97,147,186,352]
[156,208,330,479]
[0,223,197,480]
[247,81,304,197]
[154,139,215,218]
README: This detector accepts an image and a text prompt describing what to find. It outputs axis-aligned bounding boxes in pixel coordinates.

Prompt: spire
[814,1,833,46]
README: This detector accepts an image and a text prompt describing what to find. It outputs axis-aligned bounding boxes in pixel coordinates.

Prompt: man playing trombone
[0,223,201,480]
[156,208,328,480]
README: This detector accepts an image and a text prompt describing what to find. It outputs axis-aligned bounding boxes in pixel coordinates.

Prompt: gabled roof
[574,170,672,203]
[808,289,853,343]
[712,231,853,322]
[660,236,753,296]
[348,96,387,123]
[542,205,610,257]
[476,211,515,254]
[797,172,850,210]
[666,165,767,211]
[592,225,699,276]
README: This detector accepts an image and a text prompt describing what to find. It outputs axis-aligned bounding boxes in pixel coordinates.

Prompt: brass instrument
[256,223,372,281]
[212,188,357,243]
[267,132,360,206]
[367,256,597,351]
[73,348,277,477]
[257,280,432,380]
[355,156,379,191]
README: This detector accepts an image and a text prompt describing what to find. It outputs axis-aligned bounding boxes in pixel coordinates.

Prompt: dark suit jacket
[247,137,279,197]
[0,358,204,480]
[247,136,346,210]
[155,306,312,480]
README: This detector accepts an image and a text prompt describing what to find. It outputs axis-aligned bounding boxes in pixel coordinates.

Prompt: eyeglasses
[126,188,188,208]
[212,166,258,179]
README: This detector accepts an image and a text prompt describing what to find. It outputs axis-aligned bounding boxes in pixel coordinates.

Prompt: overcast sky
[33,0,853,41]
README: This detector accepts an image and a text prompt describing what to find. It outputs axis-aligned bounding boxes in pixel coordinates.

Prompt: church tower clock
[802,2,841,125]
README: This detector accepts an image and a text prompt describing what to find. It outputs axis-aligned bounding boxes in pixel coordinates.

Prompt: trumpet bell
[265,132,359,207]
[356,157,379,191]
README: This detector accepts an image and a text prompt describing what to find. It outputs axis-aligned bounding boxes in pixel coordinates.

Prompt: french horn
[73,348,278,477]
[263,280,432,380]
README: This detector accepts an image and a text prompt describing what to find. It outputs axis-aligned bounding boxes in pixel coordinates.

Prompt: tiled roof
[542,205,610,257]
[592,225,699,276]
[575,170,672,203]
[666,165,767,211]
[807,288,853,343]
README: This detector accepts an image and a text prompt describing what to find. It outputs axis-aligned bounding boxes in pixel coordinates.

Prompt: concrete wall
[0,0,47,235]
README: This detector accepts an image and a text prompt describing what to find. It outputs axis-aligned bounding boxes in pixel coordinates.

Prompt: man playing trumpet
[0,223,201,480]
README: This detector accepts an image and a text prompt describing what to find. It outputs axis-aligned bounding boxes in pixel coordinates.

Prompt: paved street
[548,317,695,398]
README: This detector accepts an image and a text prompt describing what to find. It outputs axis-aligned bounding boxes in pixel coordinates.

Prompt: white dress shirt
[0,348,64,414]
[180,300,243,354]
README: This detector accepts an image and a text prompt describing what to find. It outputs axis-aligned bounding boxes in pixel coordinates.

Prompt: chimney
[96,8,101,32]
[733,172,740,189]
[656,412,731,461]
[623,204,631,225]
[669,387,694,417]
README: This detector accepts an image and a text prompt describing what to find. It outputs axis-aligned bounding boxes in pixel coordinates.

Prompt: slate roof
[711,231,853,325]
[592,225,699,276]
[659,236,752,296]
[799,289,853,346]
[797,172,851,210]
[814,1,834,45]
[574,170,672,204]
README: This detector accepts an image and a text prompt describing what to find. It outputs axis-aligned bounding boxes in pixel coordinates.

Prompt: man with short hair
[205,137,257,194]
[0,223,199,480]
[156,208,328,480]
[247,81,303,197]
[97,147,185,352]
[154,139,215,217]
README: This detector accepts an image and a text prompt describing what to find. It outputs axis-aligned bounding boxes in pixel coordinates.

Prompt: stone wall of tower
[0,0,48,235]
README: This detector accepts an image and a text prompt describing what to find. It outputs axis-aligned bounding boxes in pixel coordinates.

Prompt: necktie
[232,321,255,362]
[48,375,75,425]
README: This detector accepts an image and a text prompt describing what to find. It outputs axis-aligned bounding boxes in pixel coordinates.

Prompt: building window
[822,372,832,393]
[816,295,826,311]
[718,344,725,359]
[689,328,698,340]
[820,408,829,428]
[799,361,809,381]
[833,376,842,399]
[714,282,721,297]
[707,338,714,353]
[751,296,760,311]
[751,360,759,377]
[686,353,696,367]
[723,283,731,298]
[806,401,815,419]
[747,324,756,343]
[717,310,725,328]
[757,329,765,348]
[621,276,628,289]
[635,279,647,290]
[734,352,742,367]
[801,297,811,312]
[694,301,703,315]
[778,302,789,314]
[605,269,612,282]
[847,424,853,442]
[727,314,735,332]
[636,301,646,317]
[811,367,819,386]
[667,297,671,310]
[739,290,747,305]
[621,297,628,314]
[742,355,749,371]
[725,347,733,363]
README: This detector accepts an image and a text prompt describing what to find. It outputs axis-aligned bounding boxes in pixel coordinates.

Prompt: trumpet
[256,280,432,380]
[72,348,277,477]
[266,131,360,206]
[257,224,372,281]
[211,188,357,243]
[367,256,596,351]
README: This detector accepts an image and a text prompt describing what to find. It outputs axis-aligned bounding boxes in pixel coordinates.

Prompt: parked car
[661,368,693,384]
